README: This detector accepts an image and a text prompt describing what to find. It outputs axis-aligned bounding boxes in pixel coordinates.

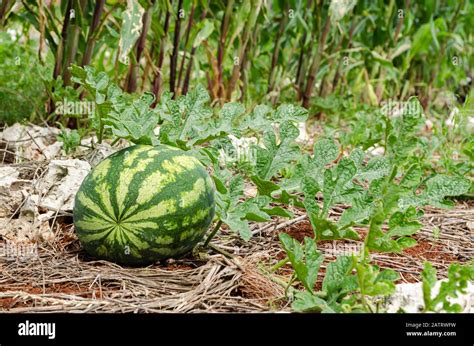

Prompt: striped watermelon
[73,144,215,265]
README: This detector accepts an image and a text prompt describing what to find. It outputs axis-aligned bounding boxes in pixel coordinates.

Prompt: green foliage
[385,98,425,165]
[106,92,160,145]
[0,32,46,124]
[279,240,399,313]
[422,261,474,313]
[71,65,159,144]
[254,121,301,180]
[279,233,323,292]
[57,128,81,155]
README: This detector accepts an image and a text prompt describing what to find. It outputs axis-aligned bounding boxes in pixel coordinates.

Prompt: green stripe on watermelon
[73,144,215,265]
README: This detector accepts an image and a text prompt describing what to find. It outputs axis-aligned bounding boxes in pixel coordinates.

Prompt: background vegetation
[0,0,472,123]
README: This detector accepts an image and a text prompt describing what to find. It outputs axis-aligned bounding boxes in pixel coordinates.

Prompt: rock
[369,146,385,156]
[1,123,60,143]
[37,159,91,211]
[0,166,19,190]
[85,142,115,167]
[0,123,25,142]
[385,281,474,313]
[0,217,53,242]
[0,218,33,240]
[19,194,39,221]
[0,190,23,218]
[42,141,63,160]
[0,123,61,161]
[296,121,309,144]
[0,167,24,218]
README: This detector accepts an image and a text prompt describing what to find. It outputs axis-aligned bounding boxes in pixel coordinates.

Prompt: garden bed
[0,196,471,312]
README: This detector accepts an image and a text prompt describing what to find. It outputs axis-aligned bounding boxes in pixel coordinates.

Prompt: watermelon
[73,144,215,265]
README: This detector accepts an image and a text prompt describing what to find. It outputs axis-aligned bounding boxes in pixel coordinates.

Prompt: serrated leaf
[274,104,309,123]
[228,175,244,205]
[422,262,437,310]
[237,198,272,222]
[212,175,227,194]
[239,104,272,131]
[322,158,357,216]
[349,148,365,168]
[338,198,373,228]
[279,233,323,292]
[255,121,300,180]
[302,175,320,216]
[251,175,280,196]
[424,175,471,200]
[356,156,391,182]
[387,208,422,237]
[105,92,158,144]
[262,206,293,218]
[375,269,399,283]
[313,139,340,167]
[292,291,335,313]
[400,164,422,188]
[310,217,360,240]
[223,215,252,241]
[356,261,397,297]
[323,256,358,304]
[399,175,471,210]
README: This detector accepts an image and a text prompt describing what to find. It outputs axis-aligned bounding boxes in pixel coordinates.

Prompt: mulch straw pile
[0,124,472,312]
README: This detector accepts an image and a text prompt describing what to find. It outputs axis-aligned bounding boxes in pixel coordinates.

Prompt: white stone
[37,159,91,211]
[385,280,474,313]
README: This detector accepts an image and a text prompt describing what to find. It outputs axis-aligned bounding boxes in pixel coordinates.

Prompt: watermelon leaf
[279,233,323,293]
[254,121,301,180]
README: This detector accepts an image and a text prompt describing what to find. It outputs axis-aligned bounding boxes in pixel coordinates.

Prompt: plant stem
[82,0,106,67]
[267,6,287,95]
[426,0,463,112]
[182,9,207,95]
[331,19,356,94]
[226,0,262,101]
[375,0,410,103]
[295,0,314,100]
[169,0,184,96]
[216,0,234,100]
[0,0,13,27]
[63,0,87,86]
[176,2,195,96]
[203,220,223,247]
[37,0,45,64]
[270,256,289,272]
[302,11,331,109]
[208,243,233,259]
[53,0,73,80]
[152,9,170,104]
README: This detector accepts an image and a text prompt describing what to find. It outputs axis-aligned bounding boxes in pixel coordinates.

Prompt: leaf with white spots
[119,0,144,64]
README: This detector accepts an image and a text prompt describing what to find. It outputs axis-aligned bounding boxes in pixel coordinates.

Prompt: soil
[283,221,314,241]
[0,282,96,310]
